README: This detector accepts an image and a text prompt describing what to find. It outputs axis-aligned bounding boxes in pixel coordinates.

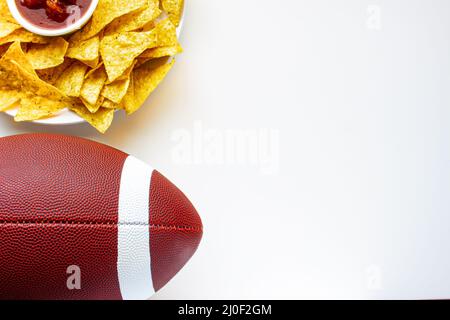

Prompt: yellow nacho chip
[1,41,36,76]
[101,78,130,104]
[153,18,178,47]
[84,62,103,78]
[0,43,74,120]
[66,35,100,68]
[82,95,104,114]
[142,18,178,47]
[0,47,43,109]
[100,30,157,82]
[80,65,107,110]
[25,37,69,70]
[105,0,161,35]
[122,59,175,114]
[0,0,15,22]
[0,64,20,92]
[114,60,136,82]
[161,0,184,27]
[0,20,21,38]
[14,95,66,121]
[0,29,48,45]
[140,43,183,59]
[36,59,73,84]
[55,61,88,97]
[70,105,115,133]
[13,67,65,102]
[101,98,119,109]
[0,89,20,111]
[81,0,148,39]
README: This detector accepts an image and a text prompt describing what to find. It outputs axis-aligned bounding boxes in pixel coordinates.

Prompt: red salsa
[16,0,92,29]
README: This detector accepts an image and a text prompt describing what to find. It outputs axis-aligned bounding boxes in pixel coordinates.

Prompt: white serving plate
[5,5,185,126]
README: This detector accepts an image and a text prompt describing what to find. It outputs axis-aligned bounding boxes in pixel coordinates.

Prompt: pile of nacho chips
[0,0,184,133]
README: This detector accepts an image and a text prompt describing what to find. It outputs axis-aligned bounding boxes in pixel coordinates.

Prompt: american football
[0,133,203,300]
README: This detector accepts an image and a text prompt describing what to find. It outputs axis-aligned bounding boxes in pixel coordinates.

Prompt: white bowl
[6,0,99,37]
[5,1,185,126]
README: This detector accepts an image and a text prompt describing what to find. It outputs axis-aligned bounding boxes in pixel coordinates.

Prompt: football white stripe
[117,155,155,300]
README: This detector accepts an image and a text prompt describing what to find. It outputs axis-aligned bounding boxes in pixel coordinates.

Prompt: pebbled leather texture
[0,133,203,300]
[150,171,203,291]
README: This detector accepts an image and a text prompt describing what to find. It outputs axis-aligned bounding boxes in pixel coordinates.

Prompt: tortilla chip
[114,60,136,82]
[0,43,67,103]
[80,65,107,110]
[0,89,20,111]
[36,59,73,84]
[66,35,100,68]
[101,99,119,109]
[82,95,104,114]
[161,0,184,27]
[0,44,72,120]
[70,105,115,133]
[81,0,148,39]
[140,43,182,59]
[0,29,48,45]
[122,59,175,114]
[25,37,69,70]
[100,30,157,82]
[101,78,130,104]
[153,18,178,47]
[55,61,88,97]
[1,41,36,76]
[0,0,16,22]
[0,20,21,38]
[105,0,161,35]
[17,69,66,101]
[15,95,66,121]
[84,62,103,78]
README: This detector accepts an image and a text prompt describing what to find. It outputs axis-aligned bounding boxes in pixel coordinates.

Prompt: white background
[1,0,450,299]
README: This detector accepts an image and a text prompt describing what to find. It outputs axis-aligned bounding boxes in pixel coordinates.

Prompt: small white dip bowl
[6,0,99,37]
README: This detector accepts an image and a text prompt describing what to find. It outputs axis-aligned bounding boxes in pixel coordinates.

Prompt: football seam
[0,221,202,232]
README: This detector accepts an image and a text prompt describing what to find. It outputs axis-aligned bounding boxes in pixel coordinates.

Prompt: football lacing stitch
[0,221,202,232]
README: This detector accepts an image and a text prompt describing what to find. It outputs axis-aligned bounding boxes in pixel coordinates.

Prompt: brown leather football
[0,133,203,300]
